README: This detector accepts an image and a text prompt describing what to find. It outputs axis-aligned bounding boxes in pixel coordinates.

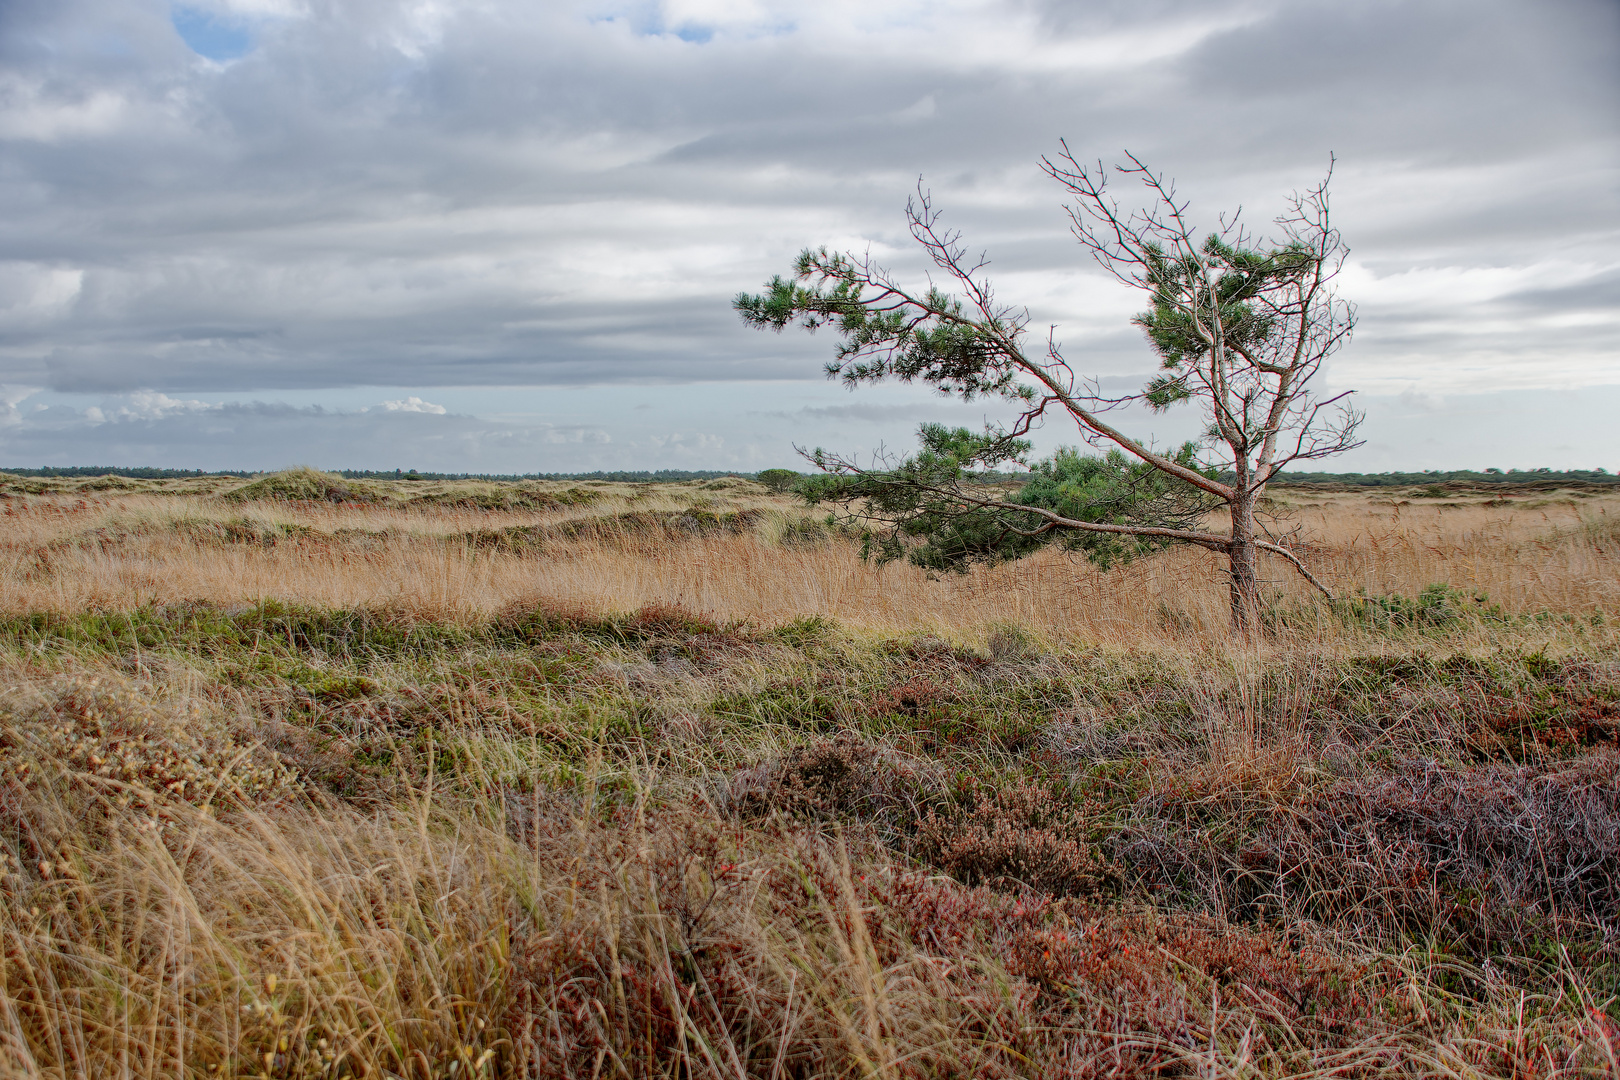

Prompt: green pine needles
[796,425,1218,573]
[738,148,1358,632]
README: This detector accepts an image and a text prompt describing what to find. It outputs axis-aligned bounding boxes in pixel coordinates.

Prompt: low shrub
[546,509,764,545]
[1340,583,1504,630]
[1267,750,1619,943]
[874,873,1389,1073]
[225,467,382,504]
[1115,748,1620,975]
[0,676,301,897]
[986,622,1039,662]
[918,776,1115,896]
[405,483,602,510]
[725,732,932,826]
[0,675,298,815]
[776,514,829,548]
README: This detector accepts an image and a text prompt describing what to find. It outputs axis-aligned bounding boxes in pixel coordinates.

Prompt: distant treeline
[333,469,750,483]
[1,465,1612,486]
[1273,468,1616,487]
[0,466,752,482]
[0,466,255,479]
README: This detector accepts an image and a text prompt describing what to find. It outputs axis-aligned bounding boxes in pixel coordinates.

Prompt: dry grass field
[1,468,1616,1078]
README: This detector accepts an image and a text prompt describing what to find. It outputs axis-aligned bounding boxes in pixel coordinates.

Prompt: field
[0,467,1616,1078]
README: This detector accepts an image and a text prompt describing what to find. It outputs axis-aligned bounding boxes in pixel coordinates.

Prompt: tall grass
[0,481,1616,1077]
[7,706,1615,1079]
[1,489,1615,644]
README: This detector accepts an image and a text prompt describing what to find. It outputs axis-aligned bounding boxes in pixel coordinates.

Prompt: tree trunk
[1227,492,1261,635]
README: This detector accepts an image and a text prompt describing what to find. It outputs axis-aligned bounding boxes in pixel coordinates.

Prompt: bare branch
[738,148,1359,633]
[1254,540,1337,600]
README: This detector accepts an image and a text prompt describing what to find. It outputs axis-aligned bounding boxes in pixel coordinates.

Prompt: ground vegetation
[0,471,1615,1077]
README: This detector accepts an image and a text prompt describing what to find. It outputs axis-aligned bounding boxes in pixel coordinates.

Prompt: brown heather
[0,471,1616,1077]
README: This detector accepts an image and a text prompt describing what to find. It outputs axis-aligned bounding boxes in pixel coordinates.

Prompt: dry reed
[1,489,1614,646]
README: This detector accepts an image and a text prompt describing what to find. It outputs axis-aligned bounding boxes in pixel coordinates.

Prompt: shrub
[547,509,763,545]
[874,872,1385,1072]
[503,804,836,1080]
[775,514,829,548]
[0,676,301,894]
[986,622,1038,662]
[867,674,951,721]
[755,468,802,493]
[405,483,602,510]
[726,733,931,826]
[918,776,1114,896]
[1340,583,1503,630]
[0,675,298,815]
[225,467,379,504]
[1115,747,1620,971]
[1266,750,1620,945]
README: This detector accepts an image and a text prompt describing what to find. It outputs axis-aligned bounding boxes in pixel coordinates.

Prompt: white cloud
[648,432,723,452]
[0,386,41,427]
[182,0,310,16]
[72,392,215,426]
[374,396,448,414]
[111,391,215,421]
[541,425,611,444]
[387,0,460,59]
[1343,258,1612,311]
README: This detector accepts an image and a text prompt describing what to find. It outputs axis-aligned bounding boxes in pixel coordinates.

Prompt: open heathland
[0,469,1616,1078]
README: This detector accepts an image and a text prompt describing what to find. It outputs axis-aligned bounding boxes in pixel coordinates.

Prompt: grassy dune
[0,470,1616,1078]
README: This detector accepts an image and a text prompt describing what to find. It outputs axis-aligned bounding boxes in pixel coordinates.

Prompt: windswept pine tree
[739,149,1359,633]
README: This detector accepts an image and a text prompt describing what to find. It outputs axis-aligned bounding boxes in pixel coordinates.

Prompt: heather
[0,472,1616,1077]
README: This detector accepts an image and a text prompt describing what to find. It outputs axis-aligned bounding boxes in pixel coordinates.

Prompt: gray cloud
[1,379,1613,474]
[0,0,1614,468]
[1498,268,1620,315]
[753,404,969,424]
[0,393,625,471]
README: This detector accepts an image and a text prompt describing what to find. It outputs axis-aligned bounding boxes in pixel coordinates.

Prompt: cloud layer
[0,0,1615,469]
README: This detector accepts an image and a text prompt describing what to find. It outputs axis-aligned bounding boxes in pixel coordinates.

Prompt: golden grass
[1,478,1617,1078]
[1,486,1614,646]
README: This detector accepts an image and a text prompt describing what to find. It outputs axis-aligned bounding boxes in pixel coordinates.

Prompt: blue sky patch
[172,6,255,62]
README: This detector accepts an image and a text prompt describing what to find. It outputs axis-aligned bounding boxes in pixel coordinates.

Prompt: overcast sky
[1,0,1616,473]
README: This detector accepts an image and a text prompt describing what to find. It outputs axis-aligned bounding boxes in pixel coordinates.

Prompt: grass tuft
[0,482,1616,1076]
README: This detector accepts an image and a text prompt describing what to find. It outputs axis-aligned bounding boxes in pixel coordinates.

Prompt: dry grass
[4,677,1615,1079]
[1,483,1615,645]
[0,473,1617,1077]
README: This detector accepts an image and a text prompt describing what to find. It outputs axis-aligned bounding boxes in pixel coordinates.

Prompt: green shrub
[756,468,802,493]
[775,515,828,548]
[1340,583,1502,629]
[226,467,379,504]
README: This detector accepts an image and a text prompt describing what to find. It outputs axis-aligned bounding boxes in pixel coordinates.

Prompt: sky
[0,0,1616,474]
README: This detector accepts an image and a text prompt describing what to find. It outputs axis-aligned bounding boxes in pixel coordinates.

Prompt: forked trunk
[1227,492,1261,636]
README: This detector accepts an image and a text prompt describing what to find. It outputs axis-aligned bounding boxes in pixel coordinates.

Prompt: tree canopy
[739,149,1358,632]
